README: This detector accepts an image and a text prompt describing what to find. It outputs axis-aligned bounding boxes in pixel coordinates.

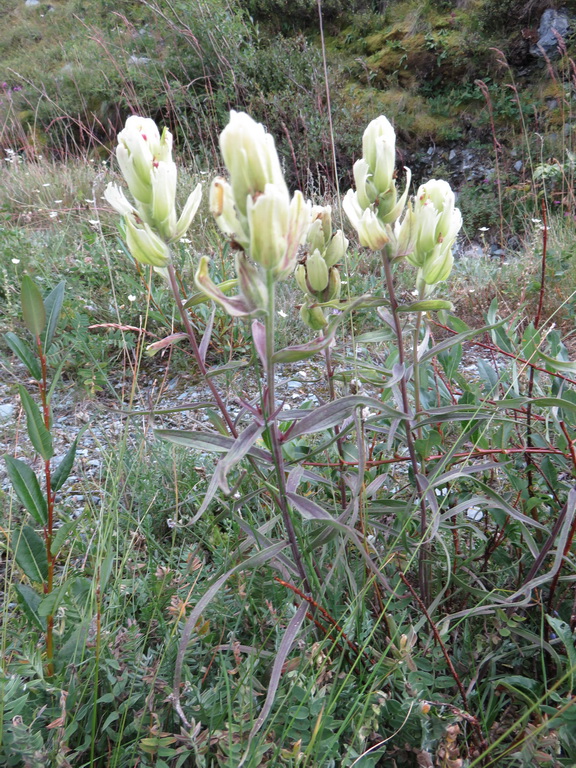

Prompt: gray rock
[531,8,573,58]
[462,242,484,259]
[546,98,558,110]
[514,160,523,172]
[448,149,458,163]
[0,404,14,422]
[25,0,40,6]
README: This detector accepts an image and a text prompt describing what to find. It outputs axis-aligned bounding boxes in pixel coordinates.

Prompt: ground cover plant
[2,98,576,767]
[3,2,576,767]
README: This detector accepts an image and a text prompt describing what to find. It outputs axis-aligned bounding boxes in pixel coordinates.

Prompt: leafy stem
[382,250,431,606]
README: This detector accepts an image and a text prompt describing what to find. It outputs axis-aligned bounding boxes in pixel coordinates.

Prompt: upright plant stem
[167,263,238,437]
[36,335,54,676]
[265,271,311,593]
[382,253,431,606]
[323,343,347,508]
[413,290,426,440]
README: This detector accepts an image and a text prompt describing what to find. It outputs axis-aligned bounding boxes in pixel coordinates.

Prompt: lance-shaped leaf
[183,278,239,309]
[19,386,53,460]
[38,581,71,618]
[4,333,42,380]
[13,583,45,631]
[396,299,454,313]
[156,429,273,463]
[21,275,46,337]
[5,456,47,525]
[239,601,308,768]
[13,525,48,584]
[420,319,506,363]
[51,435,79,492]
[214,422,265,494]
[195,256,257,317]
[172,541,290,725]
[273,321,337,364]
[251,319,267,371]
[199,308,216,365]
[145,333,188,357]
[42,280,65,353]
[537,349,576,373]
[285,395,407,440]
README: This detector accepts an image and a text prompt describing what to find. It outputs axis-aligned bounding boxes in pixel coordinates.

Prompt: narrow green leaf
[5,456,47,525]
[397,299,454,313]
[14,525,48,584]
[51,518,81,557]
[19,386,53,460]
[38,581,70,617]
[183,279,238,308]
[46,355,68,404]
[4,332,42,380]
[21,275,46,337]
[13,583,46,631]
[538,350,576,373]
[51,436,79,492]
[42,280,66,352]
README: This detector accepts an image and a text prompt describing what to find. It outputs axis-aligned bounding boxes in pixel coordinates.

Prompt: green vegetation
[2,1,576,767]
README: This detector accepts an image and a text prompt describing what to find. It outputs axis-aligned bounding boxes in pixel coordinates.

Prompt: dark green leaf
[51,436,79,492]
[21,275,46,337]
[19,386,53,460]
[13,583,45,631]
[42,281,65,352]
[4,332,41,380]
[5,456,47,525]
[14,525,48,583]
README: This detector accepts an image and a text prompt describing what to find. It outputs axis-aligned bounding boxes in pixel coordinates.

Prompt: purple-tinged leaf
[272,322,337,364]
[205,360,249,378]
[199,307,215,366]
[145,333,188,356]
[420,319,506,364]
[183,278,238,309]
[195,256,256,316]
[285,395,406,440]
[172,541,290,728]
[214,422,265,494]
[287,492,334,520]
[239,601,308,767]
[156,429,273,463]
[252,319,267,371]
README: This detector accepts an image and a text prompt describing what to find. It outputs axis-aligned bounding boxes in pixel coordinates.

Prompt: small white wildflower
[478,226,489,232]
[88,219,99,225]
[531,218,541,223]
[42,183,51,187]
[85,198,95,203]
[11,258,20,264]
[435,487,448,497]
[128,294,136,302]
[54,199,63,204]
[278,309,287,318]
[341,280,348,285]
[49,211,58,218]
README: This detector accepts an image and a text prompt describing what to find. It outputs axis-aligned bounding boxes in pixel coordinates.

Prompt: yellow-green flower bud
[307,217,326,255]
[327,267,341,301]
[219,110,289,218]
[362,115,396,196]
[324,230,348,267]
[236,252,268,312]
[343,191,390,250]
[125,216,170,268]
[295,263,309,295]
[247,184,289,270]
[306,250,329,293]
[210,177,249,248]
[300,303,327,330]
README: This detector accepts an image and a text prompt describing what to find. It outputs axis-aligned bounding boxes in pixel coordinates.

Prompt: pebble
[0,404,14,422]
